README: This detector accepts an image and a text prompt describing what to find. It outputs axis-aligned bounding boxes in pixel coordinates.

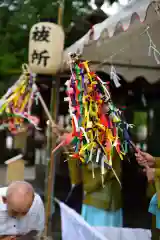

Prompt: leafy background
[0,0,117,94]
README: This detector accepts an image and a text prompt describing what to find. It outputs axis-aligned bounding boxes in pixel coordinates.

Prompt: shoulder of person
[35,193,44,203]
[30,193,44,213]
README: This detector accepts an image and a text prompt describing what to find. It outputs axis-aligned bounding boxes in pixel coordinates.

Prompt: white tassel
[96,75,110,101]
[101,155,105,188]
[72,114,79,132]
[96,148,101,164]
[110,66,121,88]
[147,29,160,65]
[88,146,93,163]
[101,155,105,175]
[108,155,112,167]
[64,97,70,102]
[80,127,90,143]
[92,161,95,179]
[65,80,71,86]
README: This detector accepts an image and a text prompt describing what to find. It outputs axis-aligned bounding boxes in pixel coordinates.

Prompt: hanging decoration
[0,63,67,145]
[65,53,134,183]
[0,64,40,134]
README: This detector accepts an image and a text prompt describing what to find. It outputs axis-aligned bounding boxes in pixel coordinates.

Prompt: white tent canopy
[62,0,160,83]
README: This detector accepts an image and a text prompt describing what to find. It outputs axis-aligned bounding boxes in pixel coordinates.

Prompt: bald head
[5,181,34,218]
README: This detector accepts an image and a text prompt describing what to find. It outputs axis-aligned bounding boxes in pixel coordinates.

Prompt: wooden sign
[28,22,65,75]
[5,154,25,184]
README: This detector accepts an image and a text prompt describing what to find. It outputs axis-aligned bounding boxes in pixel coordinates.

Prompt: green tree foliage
[0,0,88,95]
[0,0,117,83]
[0,0,92,75]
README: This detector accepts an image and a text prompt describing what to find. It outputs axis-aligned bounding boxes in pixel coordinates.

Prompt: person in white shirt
[0,181,45,239]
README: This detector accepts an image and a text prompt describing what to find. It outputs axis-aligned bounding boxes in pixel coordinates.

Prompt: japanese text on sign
[29,22,64,74]
[32,26,51,42]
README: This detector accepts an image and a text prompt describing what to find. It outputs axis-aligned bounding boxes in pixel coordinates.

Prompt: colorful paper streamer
[65,54,133,178]
[0,64,39,134]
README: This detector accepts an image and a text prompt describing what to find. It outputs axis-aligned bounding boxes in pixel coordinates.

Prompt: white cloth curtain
[56,199,152,240]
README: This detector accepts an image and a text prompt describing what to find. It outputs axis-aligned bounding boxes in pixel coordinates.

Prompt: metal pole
[44,0,65,235]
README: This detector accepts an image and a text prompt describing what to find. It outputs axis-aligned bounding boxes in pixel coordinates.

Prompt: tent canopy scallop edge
[61,0,160,84]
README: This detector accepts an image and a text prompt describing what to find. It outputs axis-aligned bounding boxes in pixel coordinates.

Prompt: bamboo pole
[44,141,65,236]
[44,0,65,235]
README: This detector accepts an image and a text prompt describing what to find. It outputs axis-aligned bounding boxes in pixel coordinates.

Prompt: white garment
[94,227,151,240]
[0,187,45,235]
[56,199,107,240]
[56,199,151,240]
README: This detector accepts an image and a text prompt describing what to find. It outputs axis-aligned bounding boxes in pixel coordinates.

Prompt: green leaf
[0,0,117,76]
